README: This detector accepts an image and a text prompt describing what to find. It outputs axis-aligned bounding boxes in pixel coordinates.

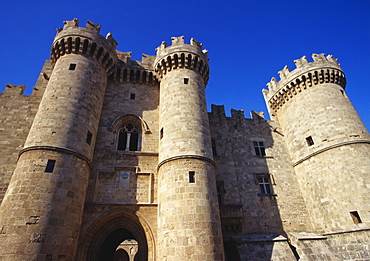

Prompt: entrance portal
[78,208,153,261]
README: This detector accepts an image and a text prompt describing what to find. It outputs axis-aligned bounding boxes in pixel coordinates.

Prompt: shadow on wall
[209,105,298,260]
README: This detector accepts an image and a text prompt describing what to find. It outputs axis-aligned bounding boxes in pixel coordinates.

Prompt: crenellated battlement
[263,53,346,113]
[51,19,118,75]
[110,52,158,85]
[154,36,209,85]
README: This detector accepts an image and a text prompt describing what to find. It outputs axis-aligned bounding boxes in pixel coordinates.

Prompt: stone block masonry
[0,19,369,260]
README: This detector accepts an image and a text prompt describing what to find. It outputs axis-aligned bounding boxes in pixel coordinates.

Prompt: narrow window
[45,160,56,173]
[184,78,189,84]
[189,171,195,183]
[253,141,266,156]
[130,93,136,100]
[306,136,314,146]
[69,63,76,70]
[216,181,225,205]
[350,211,362,224]
[86,131,92,145]
[256,175,272,194]
[160,128,164,140]
[117,131,127,150]
[211,139,218,157]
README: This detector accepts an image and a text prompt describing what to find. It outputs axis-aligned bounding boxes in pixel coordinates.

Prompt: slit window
[189,171,195,183]
[306,136,314,146]
[216,181,225,205]
[211,139,218,157]
[86,131,92,145]
[350,211,362,224]
[45,160,56,173]
[160,128,164,140]
[184,78,189,84]
[69,64,76,70]
[253,141,266,156]
[130,93,136,100]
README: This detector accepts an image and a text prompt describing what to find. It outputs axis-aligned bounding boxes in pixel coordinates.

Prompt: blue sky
[1,0,369,130]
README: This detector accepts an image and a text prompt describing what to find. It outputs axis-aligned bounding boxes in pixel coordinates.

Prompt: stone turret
[0,19,117,260]
[155,37,224,260]
[263,54,370,233]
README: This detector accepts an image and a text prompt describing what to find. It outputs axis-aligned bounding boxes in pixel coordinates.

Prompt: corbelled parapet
[154,36,210,85]
[51,19,118,75]
[262,53,346,113]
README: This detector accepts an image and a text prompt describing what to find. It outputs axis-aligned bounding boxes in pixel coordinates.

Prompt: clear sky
[1,0,369,130]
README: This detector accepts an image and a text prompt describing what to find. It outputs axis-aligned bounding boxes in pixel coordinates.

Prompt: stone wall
[0,60,50,203]
[209,105,312,238]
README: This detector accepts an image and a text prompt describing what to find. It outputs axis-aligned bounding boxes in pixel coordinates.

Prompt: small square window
[350,211,362,224]
[189,171,195,183]
[255,174,273,194]
[69,64,76,70]
[253,141,266,156]
[306,136,314,146]
[130,93,136,100]
[184,78,189,84]
[45,160,56,173]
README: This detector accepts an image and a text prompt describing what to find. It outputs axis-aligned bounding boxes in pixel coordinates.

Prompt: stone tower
[154,37,224,260]
[263,54,370,233]
[0,19,117,260]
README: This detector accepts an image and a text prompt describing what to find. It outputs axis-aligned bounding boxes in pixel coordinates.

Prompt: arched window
[117,122,139,151]
[111,114,151,152]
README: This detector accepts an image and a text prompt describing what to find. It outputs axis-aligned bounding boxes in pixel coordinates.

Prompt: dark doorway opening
[98,228,135,261]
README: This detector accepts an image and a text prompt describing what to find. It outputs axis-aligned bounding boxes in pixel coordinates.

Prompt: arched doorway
[77,208,155,261]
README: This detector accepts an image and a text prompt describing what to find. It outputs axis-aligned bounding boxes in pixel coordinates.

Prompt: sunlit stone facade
[0,19,369,261]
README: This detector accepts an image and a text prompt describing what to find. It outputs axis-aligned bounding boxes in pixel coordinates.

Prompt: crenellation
[277,65,290,80]
[171,35,184,45]
[0,19,369,261]
[63,18,79,29]
[86,20,101,33]
[4,84,26,95]
[312,52,328,62]
[263,53,346,114]
[293,55,308,68]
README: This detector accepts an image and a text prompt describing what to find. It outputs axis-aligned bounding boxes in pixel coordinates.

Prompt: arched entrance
[77,208,155,261]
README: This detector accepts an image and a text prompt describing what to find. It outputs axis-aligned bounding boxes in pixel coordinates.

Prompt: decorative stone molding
[263,53,346,113]
[110,114,151,134]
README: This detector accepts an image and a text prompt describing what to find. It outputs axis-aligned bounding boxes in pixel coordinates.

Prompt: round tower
[0,19,117,260]
[155,37,224,260]
[263,54,370,233]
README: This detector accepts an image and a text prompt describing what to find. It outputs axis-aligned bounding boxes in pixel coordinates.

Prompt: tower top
[51,19,118,75]
[263,53,346,113]
[154,36,209,84]
[155,36,208,58]
[55,18,117,48]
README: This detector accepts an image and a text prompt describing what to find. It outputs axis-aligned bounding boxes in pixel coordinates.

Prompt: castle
[0,19,369,261]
